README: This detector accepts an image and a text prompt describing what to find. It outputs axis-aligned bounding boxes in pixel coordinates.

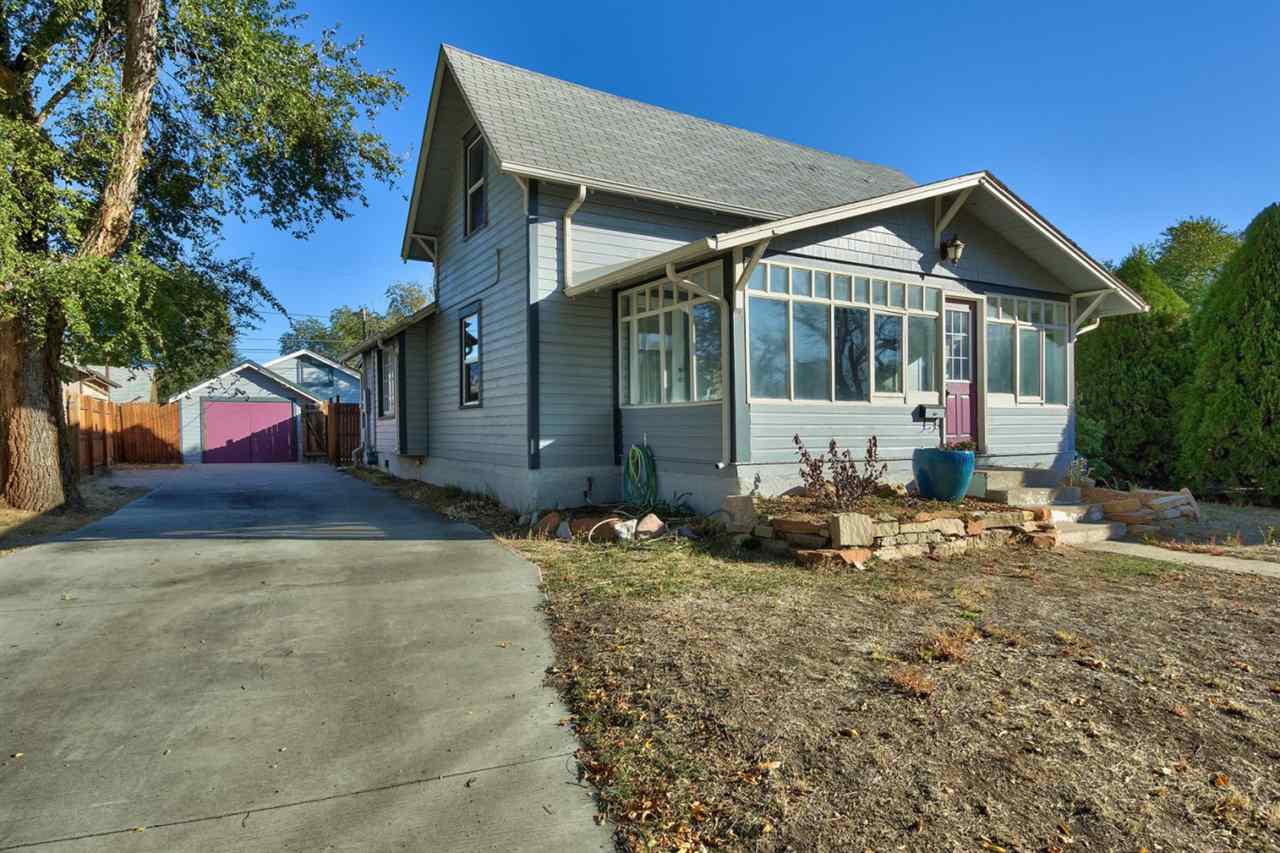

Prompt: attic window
[464,134,486,236]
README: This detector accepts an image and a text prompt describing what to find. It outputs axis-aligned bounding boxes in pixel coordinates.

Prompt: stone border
[722,496,1056,566]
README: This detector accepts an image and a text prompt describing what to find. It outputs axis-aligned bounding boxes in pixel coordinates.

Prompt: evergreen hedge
[1076,248,1192,487]
[1177,204,1280,499]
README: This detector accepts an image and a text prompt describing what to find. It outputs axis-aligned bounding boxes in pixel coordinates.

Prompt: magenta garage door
[202,400,297,463]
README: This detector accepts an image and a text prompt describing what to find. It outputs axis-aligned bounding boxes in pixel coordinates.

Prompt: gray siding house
[347,46,1146,512]
[169,349,361,464]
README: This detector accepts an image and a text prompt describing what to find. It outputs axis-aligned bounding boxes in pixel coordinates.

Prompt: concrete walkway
[1080,539,1280,580]
[0,465,609,852]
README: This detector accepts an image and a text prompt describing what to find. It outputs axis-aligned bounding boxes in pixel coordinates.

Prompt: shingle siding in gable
[266,354,361,403]
[533,184,746,469]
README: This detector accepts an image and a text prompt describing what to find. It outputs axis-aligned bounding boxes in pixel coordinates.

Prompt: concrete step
[967,466,1061,497]
[987,485,1083,506]
[1050,503,1104,523]
[1056,521,1128,546]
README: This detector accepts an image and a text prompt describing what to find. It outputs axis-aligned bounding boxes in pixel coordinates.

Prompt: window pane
[986,299,999,319]
[747,264,766,291]
[690,270,705,291]
[466,139,484,185]
[986,323,1014,394]
[908,315,937,392]
[660,284,676,307]
[833,274,851,301]
[834,307,869,402]
[707,264,723,291]
[814,271,831,299]
[769,265,788,293]
[1030,301,1042,324]
[635,291,646,312]
[637,315,662,404]
[792,301,830,400]
[693,302,722,401]
[1019,327,1041,397]
[792,268,812,297]
[464,363,481,403]
[872,279,888,306]
[926,287,941,312]
[909,284,924,311]
[1001,297,1016,319]
[854,277,870,303]
[874,314,902,393]
[888,281,905,308]
[620,321,632,404]
[1045,329,1067,404]
[944,309,971,382]
[1052,302,1067,325]
[1017,300,1030,322]
[468,187,485,233]
[666,309,691,403]
[749,297,789,398]
[463,314,480,364]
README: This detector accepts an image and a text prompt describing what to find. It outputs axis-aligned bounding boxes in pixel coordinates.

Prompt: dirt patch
[1136,502,1280,563]
[0,480,148,556]
[344,466,520,532]
[523,537,1280,851]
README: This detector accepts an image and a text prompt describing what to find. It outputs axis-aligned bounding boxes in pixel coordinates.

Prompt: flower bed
[722,494,1057,566]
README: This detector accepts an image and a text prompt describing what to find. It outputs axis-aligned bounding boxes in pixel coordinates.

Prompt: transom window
[618,263,723,406]
[464,134,486,236]
[985,296,1068,405]
[746,262,943,403]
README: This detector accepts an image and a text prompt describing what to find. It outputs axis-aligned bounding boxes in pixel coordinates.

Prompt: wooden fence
[68,398,181,477]
[328,402,360,465]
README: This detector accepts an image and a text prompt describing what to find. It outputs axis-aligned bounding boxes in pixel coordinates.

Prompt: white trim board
[266,349,362,379]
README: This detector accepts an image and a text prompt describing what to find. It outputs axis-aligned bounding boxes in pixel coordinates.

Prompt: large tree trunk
[1,311,80,512]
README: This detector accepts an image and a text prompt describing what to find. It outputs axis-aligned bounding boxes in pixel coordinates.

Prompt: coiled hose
[623,444,657,507]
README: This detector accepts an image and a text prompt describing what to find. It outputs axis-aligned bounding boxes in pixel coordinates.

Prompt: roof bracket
[734,239,770,291]
[665,262,722,302]
[562,184,588,295]
[1072,289,1109,332]
[410,233,438,263]
[933,187,973,248]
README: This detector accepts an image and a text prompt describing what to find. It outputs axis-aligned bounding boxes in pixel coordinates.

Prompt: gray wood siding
[533,185,747,468]
[267,353,361,403]
[771,201,1070,295]
[749,404,939,465]
[621,405,723,469]
[987,406,1074,463]
[418,77,527,469]
[400,325,430,454]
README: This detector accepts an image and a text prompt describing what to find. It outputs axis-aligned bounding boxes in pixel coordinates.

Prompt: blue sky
[226,0,1280,359]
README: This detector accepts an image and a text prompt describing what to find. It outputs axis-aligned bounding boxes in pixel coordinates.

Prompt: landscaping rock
[753,524,775,539]
[613,519,638,541]
[931,540,969,559]
[1103,497,1143,515]
[829,512,875,547]
[965,519,986,536]
[636,513,667,540]
[1030,532,1058,549]
[533,511,561,537]
[760,538,794,557]
[872,520,900,537]
[785,532,830,549]
[1145,493,1190,510]
[772,517,829,535]
[721,495,758,533]
[837,547,873,567]
[1025,506,1053,522]
[930,518,966,537]
[1110,510,1156,524]
[913,510,962,522]
[977,511,1026,528]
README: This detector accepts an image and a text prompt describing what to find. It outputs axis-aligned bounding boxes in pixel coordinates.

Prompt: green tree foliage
[1177,204,1280,499]
[277,281,431,358]
[0,0,404,509]
[1152,216,1240,306]
[1076,247,1192,487]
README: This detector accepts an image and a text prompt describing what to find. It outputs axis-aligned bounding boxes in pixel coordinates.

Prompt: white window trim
[985,295,1070,409]
[744,261,944,407]
[464,135,486,236]
[617,261,725,408]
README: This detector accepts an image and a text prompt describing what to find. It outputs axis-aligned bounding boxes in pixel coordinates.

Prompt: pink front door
[944,301,978,445]
[203,401,296,463]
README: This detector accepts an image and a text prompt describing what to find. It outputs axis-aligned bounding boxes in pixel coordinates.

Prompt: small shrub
[980,623,1026,648]
[887,664,935,698]
[919,624,978,662]
[793,434,888,510]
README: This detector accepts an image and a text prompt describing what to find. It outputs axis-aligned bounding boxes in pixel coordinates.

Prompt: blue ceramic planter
[912,448,976,503]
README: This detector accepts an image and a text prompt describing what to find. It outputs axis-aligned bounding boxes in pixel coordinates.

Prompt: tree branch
[10,0,93,77]
[33,17,109,126]
[79,0,162,259]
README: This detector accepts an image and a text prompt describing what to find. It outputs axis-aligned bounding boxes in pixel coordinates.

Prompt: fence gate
[327,403,360,465]
[303,405,329,458]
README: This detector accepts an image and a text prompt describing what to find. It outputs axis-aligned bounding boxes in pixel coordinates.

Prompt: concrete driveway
[0,465,609,852]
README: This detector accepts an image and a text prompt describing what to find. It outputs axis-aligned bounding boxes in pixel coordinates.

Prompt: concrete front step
[987,485,1082,506]
[1056,521,1128,546]
[1050,503,1104,523]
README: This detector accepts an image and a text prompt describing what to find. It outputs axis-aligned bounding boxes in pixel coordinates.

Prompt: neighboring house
[84,365,156,403]
[63,365,120,403]
[167,349,361,464]
[344,45,1147,513]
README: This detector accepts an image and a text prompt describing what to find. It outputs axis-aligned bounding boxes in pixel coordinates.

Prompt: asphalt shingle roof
[444,46,916,218]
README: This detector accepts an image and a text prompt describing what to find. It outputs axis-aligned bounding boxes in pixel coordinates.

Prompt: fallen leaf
[496,642,509,649]
[1212,772,1229,788]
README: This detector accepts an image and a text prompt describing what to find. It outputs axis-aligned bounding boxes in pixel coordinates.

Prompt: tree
[1177,204,1280,499]
[1076,247,1193,487]
[1152,216,1241,306]
[1,1,404,510]
[276,280,431,358]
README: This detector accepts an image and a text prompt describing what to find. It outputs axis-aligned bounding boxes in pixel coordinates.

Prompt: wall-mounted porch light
[941,235,965,264]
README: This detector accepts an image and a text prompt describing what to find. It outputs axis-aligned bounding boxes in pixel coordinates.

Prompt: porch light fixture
[941,235,965,264]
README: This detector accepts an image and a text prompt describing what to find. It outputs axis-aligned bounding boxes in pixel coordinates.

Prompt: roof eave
[339,303,439,363]
[400,49,450,262]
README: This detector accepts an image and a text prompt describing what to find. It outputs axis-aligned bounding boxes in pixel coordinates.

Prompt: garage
[202,400,297,463]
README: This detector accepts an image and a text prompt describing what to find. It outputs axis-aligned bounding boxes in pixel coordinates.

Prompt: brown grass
[918,624,978,662]
[0,479,147,556]
[886,663,936,698]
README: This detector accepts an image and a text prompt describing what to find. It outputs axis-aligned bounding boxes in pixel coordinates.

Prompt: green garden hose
[623,444,658,507]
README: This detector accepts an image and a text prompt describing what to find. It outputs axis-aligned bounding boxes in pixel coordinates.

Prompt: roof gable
[166,361,325,404]
[266,349,361,378]
[403,46,915,256]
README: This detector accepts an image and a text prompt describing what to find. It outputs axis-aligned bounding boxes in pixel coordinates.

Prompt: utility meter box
[912,404,945,424]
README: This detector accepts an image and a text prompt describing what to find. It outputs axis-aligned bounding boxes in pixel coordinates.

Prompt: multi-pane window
[464,134,486,236]
[377,345,395,417]
[618,263,723,406]
[747,262,942,402]
[461,309,481,406]
[985,296,1068,404]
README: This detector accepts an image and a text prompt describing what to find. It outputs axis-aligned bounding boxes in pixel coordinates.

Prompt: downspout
[561,184,587,293]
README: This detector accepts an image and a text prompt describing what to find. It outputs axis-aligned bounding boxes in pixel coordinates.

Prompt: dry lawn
[0,479,147,556]
[515,537,1280,852]
[339,468,1280,851]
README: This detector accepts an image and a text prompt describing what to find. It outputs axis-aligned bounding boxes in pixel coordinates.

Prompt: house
[62,365,120,403]
[167,349,361,464]
[84,365,156,403]
[344,46,1147,513]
